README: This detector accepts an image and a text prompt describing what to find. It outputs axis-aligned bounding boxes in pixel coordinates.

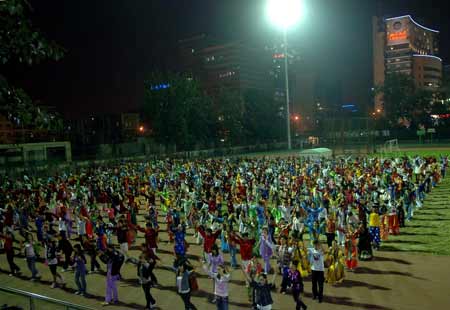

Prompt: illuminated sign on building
[273,53,285,59]
[150,83,170,91]
[388,30,407,41]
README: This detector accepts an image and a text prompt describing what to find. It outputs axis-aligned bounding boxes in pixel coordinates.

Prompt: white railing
[0,286,96,310]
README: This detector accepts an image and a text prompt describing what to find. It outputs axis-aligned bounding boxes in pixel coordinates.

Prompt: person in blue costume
[300,201,324,235]
[256,201,266,231]
[171,223,187,258]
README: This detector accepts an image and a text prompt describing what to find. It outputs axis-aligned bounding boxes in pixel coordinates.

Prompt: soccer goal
[383,139,400,154]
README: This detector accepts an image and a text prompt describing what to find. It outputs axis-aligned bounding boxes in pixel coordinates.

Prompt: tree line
[143,72,284,151]
[375,72,450,129]
[0,0,65,142]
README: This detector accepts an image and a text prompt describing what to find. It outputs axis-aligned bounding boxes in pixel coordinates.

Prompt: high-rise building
[197,42,271,95]
[178,36,272,97]
[177,34,219,79]
[444,65,450,79]
[373,15,443,113]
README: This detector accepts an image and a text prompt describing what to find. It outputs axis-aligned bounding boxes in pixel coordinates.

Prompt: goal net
[383,139,400,154]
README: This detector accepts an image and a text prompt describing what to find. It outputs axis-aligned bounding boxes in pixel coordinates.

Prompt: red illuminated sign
[431,114,450,119]
[389,30,407,41]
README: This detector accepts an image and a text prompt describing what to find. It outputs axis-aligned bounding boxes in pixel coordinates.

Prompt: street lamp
[267,0,304,150]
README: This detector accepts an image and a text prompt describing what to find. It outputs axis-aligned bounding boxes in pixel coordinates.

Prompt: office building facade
[373,15,443,112]
[178,36,272,97]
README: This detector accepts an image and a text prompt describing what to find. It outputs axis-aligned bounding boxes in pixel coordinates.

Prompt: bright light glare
[267,0,304,29]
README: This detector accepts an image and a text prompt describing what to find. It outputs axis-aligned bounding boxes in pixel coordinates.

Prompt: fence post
[29,297,35,310]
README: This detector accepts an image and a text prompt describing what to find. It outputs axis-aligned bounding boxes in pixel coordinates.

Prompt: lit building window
[219,71,236,79]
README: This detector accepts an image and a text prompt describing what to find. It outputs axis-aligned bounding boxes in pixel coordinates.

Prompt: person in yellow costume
[369,207,381,250]
[325,240,345,285]
[292,240,311,277]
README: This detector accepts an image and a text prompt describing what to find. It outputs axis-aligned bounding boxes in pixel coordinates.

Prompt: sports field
[1,145,450,310]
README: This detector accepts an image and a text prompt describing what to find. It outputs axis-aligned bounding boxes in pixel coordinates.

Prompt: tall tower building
[177,36,271,97]
[372,15,442,114]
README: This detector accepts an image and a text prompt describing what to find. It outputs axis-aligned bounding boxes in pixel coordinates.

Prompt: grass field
[382,149,450,158]
[227,144,450,159]
[380,173,450,255]
[372,145,450,255]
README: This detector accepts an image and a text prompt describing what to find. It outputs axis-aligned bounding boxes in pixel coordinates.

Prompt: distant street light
[267,0,305,150]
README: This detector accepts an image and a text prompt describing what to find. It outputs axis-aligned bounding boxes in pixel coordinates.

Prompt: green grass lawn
[382,149,450,158]
[380,174,450,255]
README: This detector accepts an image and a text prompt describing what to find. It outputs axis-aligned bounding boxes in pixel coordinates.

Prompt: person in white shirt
[279,204,293,222]
[24,234,40,280]
[308,240,325,303]
[291,214,304,240]
[77,216,86,239]
[318,206,327,222]
[203,262,231,310]
[336,208,346,246]
[58,217,68,239]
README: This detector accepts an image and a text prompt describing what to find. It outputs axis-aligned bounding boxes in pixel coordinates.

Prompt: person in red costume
[196,224,221,260]
[135,221,159,255]
[229,231,255,271]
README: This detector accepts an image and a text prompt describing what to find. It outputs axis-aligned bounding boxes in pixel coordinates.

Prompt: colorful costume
[259,234,274,274]
[325,246,345,284]
[387,206,400,235]
[293,243,311,277]
[344,230,358,270]
[380,214,389,241]
[368,211,381,249]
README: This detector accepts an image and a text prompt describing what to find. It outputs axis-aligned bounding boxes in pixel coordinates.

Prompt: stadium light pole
[267,0,304,150]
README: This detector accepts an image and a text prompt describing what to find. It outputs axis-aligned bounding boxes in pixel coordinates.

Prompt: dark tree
[144,72,215,150]
[376,73,436,127]
[216,88,245,146]
[243,89,280,143]
[0,0,65,138]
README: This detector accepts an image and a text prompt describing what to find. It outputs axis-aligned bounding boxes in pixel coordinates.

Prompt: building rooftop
[385,15,439,33]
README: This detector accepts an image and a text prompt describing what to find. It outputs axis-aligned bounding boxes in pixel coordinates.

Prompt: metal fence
[0,286,96,310]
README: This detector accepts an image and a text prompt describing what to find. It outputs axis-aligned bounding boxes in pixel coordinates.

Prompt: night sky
[12,0,450,118]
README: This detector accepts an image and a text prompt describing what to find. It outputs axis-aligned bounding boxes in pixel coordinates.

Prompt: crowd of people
[0,154,447,310]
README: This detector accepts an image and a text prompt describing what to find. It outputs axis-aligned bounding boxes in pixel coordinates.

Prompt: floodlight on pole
[267,0,304,30]
[266,0,304,150]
